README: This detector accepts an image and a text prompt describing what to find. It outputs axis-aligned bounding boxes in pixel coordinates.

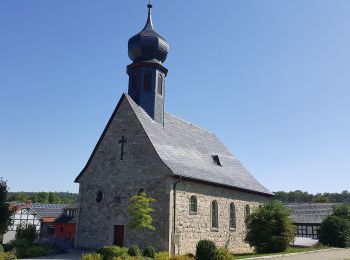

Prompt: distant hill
[7,192,78,204]
[274,190,350,203]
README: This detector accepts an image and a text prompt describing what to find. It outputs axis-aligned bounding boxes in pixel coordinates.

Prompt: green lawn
[235,245,330,259]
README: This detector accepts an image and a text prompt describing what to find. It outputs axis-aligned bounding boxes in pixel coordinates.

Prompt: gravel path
[21,252,82,260]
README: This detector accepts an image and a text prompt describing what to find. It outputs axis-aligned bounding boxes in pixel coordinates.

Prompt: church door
[114,225,124,247]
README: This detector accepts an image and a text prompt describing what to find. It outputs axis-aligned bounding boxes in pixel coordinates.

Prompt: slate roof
[31,203,68,218]
[125,95,272,196]
[284,203,340,224]
[76,94,272,196]
[55,215,75,224]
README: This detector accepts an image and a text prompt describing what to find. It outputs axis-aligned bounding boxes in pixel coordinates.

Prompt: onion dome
[128,3,169,64]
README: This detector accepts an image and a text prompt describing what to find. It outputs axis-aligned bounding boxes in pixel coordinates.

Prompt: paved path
[21,252,82,260]
[248,248,350,260]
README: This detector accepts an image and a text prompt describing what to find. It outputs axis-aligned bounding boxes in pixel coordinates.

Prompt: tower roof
[128,3,169,63]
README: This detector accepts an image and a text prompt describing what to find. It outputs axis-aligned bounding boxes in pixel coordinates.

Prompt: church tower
[127,3,169,125]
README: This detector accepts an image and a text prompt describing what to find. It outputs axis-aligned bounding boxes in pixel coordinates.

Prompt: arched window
[189,196,197,214]
[144,72,152,92]
[157,74,163,95]
[245,204,250,217]
[229,203,236,229]
[96,190,103,203]
[211,200,218,229]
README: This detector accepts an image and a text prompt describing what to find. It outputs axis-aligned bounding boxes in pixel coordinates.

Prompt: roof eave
[172,174,274,197]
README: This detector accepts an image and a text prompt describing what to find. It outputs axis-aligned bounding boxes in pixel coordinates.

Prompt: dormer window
[212,155,221,166]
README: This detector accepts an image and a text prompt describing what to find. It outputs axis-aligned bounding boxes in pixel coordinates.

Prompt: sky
[0,0,349,194]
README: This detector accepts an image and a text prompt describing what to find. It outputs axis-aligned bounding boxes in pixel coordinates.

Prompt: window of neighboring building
[157,74,163,95]
[229,203,236,230]
[211,200,218,229]
[144,72,152,92]
[190,196,197,214]
[96,190,103,203]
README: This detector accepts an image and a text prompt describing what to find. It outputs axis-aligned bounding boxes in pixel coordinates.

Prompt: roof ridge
[124,93,214,134]
[165,113,214,135]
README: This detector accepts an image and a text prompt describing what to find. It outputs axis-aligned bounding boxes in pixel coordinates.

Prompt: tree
[312,195,330,203]
[48,192,62,204]
[319,204,350,248]
[333,204,350,220]
[245,200,295,253]
[0,178,12,235]
[127,192,156,231]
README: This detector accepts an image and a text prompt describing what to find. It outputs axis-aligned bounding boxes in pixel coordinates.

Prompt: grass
[235,245,330,259]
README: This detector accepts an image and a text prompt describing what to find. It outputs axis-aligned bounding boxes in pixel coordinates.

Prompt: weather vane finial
[147,0,152,9]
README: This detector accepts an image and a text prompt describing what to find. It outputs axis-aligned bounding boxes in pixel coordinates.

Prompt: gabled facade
[54,204,78,242]
[2,203,41,244]
[2,202,68,244]
[75,3,272,255]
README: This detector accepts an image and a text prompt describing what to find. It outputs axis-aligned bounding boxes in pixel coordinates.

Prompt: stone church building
[75,3,273,255]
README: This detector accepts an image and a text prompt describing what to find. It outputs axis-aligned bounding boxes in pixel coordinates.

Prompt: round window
[96,190,103,203]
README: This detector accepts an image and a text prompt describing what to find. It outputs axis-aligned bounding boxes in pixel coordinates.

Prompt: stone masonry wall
[170,180,270,255]
[76,97,172,251]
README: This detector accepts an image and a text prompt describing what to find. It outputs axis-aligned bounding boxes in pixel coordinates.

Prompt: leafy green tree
[7,192,78,204]
[127,192,155,231]
[274,190,350,203]
[15,224,38,243]
[245,200,295,253]
[319,204,350,248]
[333,204,350,220]
[0,178,11,235]
[312,195,330,203]
[48,192,62,204]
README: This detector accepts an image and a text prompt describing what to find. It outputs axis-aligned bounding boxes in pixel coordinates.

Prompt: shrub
[333,205,350,220]
[3,241,16,252]
[0,251,17,260]
[217,248,234,260]
[172,254,195,260]
[196,240,218,260]
[15,225,38,243]
[24,245,49,258]
[319,215,350,248]
[82,253,104,260]
[0,244,4,252]
[155,251,169,260]
[128,245,141,256]
[142,246,155,258]
[113,257,150,260]
[96,246,128,260]
[245,201,294,253]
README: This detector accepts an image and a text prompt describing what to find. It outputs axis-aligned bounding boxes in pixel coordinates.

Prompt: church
[74,3,273,255]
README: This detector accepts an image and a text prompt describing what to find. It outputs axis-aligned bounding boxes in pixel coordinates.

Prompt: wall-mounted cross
[119,135,127,160]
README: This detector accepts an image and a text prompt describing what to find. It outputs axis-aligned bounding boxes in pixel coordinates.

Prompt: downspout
[172,176,182,255]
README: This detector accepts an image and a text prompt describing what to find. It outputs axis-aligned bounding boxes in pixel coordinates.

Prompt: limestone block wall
[171,180,270,255]
[75,97,172,251]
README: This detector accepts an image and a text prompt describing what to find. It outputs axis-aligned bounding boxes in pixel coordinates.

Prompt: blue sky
[0,0,349,193]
